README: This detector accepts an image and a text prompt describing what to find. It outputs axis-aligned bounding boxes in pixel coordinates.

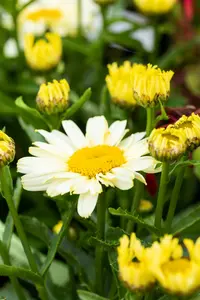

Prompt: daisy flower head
[17,116,161,218]
[134,0,177,15]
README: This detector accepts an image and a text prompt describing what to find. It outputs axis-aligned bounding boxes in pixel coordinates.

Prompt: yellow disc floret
[106,61,145,108]
[147,235,200,296]
[117,233,155,292]
[24,32,62,71]
[148,126,187,162]
[138,199,153,213]
[133,0,177,15]
[68,145,126,178]
[132,64,174,108]
[174,113,200,150]
[36,79,70,115]
[0,131,15,168]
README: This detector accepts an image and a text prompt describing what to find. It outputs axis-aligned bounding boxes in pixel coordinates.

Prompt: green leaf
[0,91,18,115]
[18,117,44,142]
[109,207,160,235]
[15,97,48,129]
[171,203,200,234]
[0,284,35,300]
[77,290,109,300]
[20,215,95,286]
[3,178,22,249]
[169,160,200,177]
[63,88,92,120]
[0,265,43,285]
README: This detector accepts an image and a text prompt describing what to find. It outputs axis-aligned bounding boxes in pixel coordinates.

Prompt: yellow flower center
[68,145,126,178]
[27,9,63,22]
[162,258,191,274]
[176,121,193,129]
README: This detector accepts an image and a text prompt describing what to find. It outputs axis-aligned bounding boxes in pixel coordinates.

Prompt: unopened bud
[0,131,15,167]
[36,79,70,115]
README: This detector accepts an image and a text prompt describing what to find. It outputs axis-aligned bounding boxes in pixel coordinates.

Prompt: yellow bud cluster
[106,61,145,108]
[118,233,200,296]
[133,0,177,15]
[148,113,200,162]
[36,79,70,115]
[0,131,15,168]
[132,64,174,108]
[24,33,62,71]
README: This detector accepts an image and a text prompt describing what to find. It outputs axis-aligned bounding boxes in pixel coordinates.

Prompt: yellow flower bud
[36,79,70,115]
[0,131,15,167]
[148,126,187,162]
[138,199,153,213]
[106,61,145,108]
[174,113,200,151]
[24,33,62,71]
[132,64,174,108]
[133,0,177,15]
[94,0,116,5]
[53,220,63,234]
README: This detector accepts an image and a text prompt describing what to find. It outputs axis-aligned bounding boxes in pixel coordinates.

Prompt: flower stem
[146,108,154,137]
[95,194,106,295]
[154,162,170,230]
[126,181,144,233]
[165,168,185,232]
[0,166,48,300]
[77,0,82,36]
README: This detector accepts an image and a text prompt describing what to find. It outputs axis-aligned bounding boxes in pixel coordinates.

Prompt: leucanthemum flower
[147,235,200,296]
[117,233,156,291]
[17,116,161,218]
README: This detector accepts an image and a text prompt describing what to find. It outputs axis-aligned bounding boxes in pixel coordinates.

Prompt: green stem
[126,181,144,233]
[146,108,154,137]
[0,166,48,300]
[165,168,185,232]
[0,167,38,273]
[40,199,77,276]
[77,0,82,36]
[154,162,170,230]
[95,194,106,295]
[0,240,26,300]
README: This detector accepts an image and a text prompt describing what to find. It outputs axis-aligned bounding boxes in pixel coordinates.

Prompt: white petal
[119,132,146,150]
[77,193,99,218]
[86,116,108,146]
[29,146,57,158]
[143,160,162,174]
[21,174,51,191]
[125,156,157,172]
[33,142,69,159]
[96,173,115,187]
[62,120,87,149]
[106,120,128,146]
[124,138,149,159]
[111,167,134,190]
[134,172,147,185]
[47,179,71,197]
[17,157,66,175]
[37,129,74,155]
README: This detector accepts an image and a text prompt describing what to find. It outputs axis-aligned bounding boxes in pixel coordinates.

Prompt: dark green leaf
[169,160,200,177]
[171,203,200,234]
[0,91,18,115]
[18,117,45,142]
[77,290,109,300]
[109,207,160,235]
[62,88,92,120]
[15,97,48,129]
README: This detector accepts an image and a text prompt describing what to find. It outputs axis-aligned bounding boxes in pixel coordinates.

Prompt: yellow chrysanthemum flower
[148,126,187,162]
[117,233,155,291]
[133,0,177,15]
[138,199,153,213]
[106,61,145,108]
[0,131,15,168]
[174,113,200,150]
[24,32,62,71]
[36,79,70,115]
[147,235,200,296]
[131,64,174,108]
[53,220,63,234]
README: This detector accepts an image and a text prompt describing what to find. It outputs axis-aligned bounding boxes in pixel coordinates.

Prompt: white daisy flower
[17,0,102,48]
[17,116,161,218]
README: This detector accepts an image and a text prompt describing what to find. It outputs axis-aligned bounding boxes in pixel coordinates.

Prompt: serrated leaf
[171,203,200,234]
[89,236,118,249]
[169,160,200,177]
[77,290,109,300]
[63,88,92,120]
[15,96,48,129]
[109,207,160,235]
